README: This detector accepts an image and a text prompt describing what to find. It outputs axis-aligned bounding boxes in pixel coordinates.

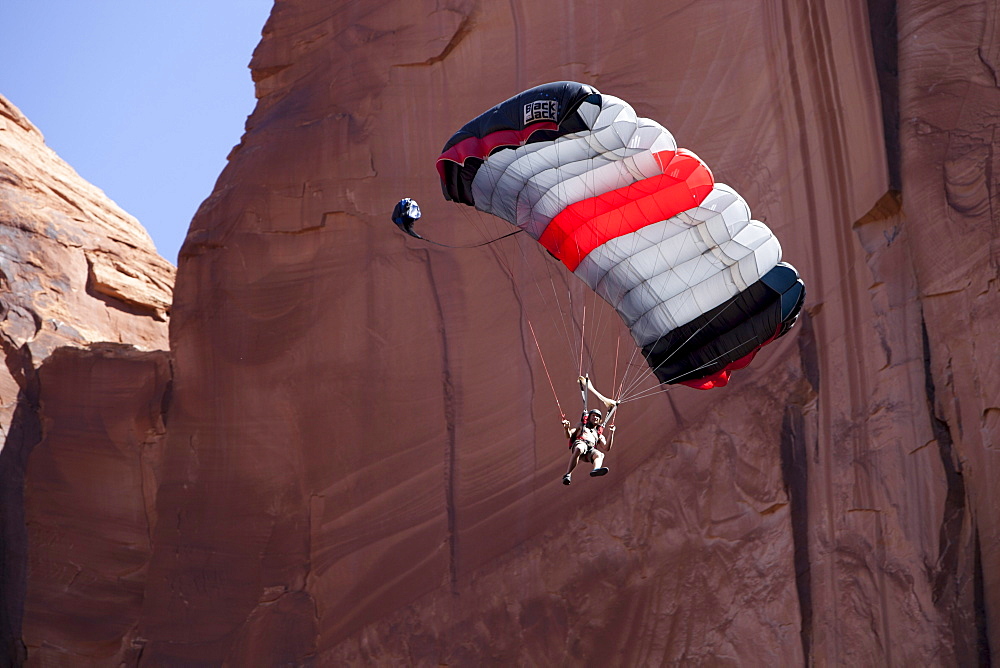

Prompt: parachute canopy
[436,82,804,389]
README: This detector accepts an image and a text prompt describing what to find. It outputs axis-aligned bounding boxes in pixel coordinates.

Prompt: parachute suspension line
[577,284,588,415]
[613,228,675,397]
[563,154,644,400]
[488,227,582,406]
[612,335,621,402]
[620,311,667,402]
[464,207,581,418]
[617,294,747,401]
[620,319,774,404]
[622,333,648,395]
[467,129,581,374]
[547,268,581,368]
[496,121,625,391]
[531,127,595,377]
[467,142,574,396]
[568,181,611,381]
[507,216,579,371]
[527,319,565,420]
[617,293,740,399]
[621,333,763,403]
[451,205,567,400]
[617,325,768,405]
[605,335,621,450]
[526,127,583,372]
[580,269,607,378]
[611,334,635,422]
[617,383,674,404]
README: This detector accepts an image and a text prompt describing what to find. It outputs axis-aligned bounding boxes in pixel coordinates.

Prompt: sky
[0,1,274,264]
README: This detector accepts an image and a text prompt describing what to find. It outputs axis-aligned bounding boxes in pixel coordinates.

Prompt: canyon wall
[3,0,997,664]
[0,95,173,664]
[138,0,997,664]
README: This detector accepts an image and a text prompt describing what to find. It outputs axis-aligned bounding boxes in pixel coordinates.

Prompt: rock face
[0,95,173,663]
[22,346,170,665]
[0,97,174,350]
[130,0,998,664]
[7,0,1000,665]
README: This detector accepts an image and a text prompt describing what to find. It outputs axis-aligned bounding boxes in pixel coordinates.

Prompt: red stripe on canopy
[435,122,560,180]
[538,149,714,271]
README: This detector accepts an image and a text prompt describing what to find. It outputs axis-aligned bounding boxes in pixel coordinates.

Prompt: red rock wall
[22,346,170,665]
[0,95,174,663]
[132,0,997,665]
[6,0,997,664]
[898,0,1000,663]
[0,97,174,354]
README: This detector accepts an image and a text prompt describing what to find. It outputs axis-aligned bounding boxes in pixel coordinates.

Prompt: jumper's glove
[561,419,571,428]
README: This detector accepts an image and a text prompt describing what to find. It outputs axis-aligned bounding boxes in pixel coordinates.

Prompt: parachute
[433,81,805,390]
[392,198,423,239]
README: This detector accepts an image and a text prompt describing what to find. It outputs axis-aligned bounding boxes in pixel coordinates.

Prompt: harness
[569,414,603,448]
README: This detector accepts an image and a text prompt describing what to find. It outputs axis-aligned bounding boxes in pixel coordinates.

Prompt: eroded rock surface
[132,0,997,665]
[22,346,170,666]
[0,96,174,355]
[0,94,174,662]
[6,0,998,665]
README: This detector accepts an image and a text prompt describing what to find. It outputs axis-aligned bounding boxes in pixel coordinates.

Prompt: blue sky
[0,2,274,263]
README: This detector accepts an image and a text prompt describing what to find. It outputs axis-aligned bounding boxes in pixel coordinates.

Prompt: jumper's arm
[578,375,619,422]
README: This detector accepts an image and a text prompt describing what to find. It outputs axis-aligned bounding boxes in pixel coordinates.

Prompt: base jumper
[562,376,619,485]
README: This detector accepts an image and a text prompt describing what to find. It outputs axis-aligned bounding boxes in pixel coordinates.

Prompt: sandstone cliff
[7,0,1000,665]
[0,95,173,663]
[143,0,998,664]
